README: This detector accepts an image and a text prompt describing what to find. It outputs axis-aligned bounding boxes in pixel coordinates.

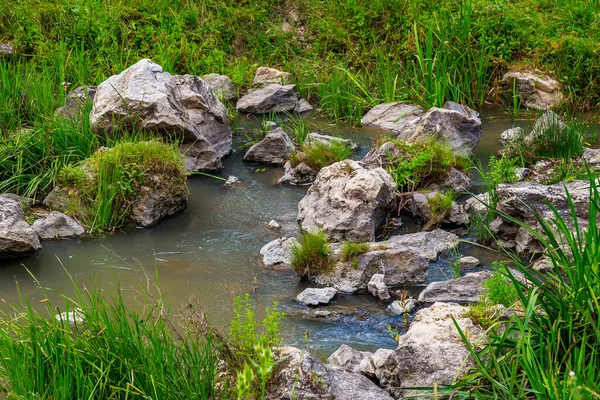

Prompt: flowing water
[1,109,596,357]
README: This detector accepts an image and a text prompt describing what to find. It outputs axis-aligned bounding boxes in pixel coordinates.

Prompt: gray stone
[409,191,468,226]
[298,160,396,242]
[418,271,493,303]
[532,256,553,273]
[296,287,338,306]
[500,127,524,146]
[358,349,397,387]
[32,211,85,240]
[389,298,418,315]
[267,219,282,230]
[0,196,42,259]
[260,237,299,268]
[429,167,472,193]
[378,229,459,261]
[294,98,313,113]
[91,59,231,172]
[253,67,291,87]
[306,133,357,150]
[55,86,97,119]
[464,193,490,217]
[458,256,480,269]
[277,161,319,185]
[361,141,402,169]
[236,84,299,114]
[527,111,565,144]
[55,308,85,328]
[0,42,14,54]
[361,103,423,134]
[502,71,564,110]
[583,147,600,167]
[202,73,236,101]
[243,127,295,165]
[223,175,240,187]
[367,273,390,300]
[327,344,371,373]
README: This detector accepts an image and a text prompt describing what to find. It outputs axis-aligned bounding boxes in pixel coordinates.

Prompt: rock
[428,167,472,193]
[314,246,428,293]
[277,161,319,185]
[236,84,299,114]
[91,59,231,172]
[55,308,85,328]
[298,160,396,242]
[390,302,485,397]
[267,220,282,230]
[32,211,85,240]
[583,147,600,167]
[202,73,236,101]
[532,256,553,273]
[361,141,402,169]
[223,175,240,187]
[464,193,490,217]
[0,196,42,259]
[446,202,470,225]
[389,298,418,315]
[328,344,371,373]
[458,256,480,269]
[397,102,482,155]
[294,98,313,113]
[358,349,397,387]
[0,193,35,208]
[361,103,423,134]
[515,167,531,181]
[306,133,357,150]
[367,274,391,300]
[526,111,565,144]
[502,71,564,110]
[409,192,468,226]
[268,346,394,400]
[44,186,92,218]
[418,271,493,303]
[500,127,524,146]
[260,237,299,268]
[0,42,14,54]
[378,229,459,262]
[296,287,338,306]
[55,86,97,119]
[252,67,291,87]
[243,127,295,165]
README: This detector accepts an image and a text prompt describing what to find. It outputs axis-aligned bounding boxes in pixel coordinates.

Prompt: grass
[487,156,519,187]
[289,140,353,170]
[482,262,519,308]
[340,241,370,267]
[290,231,331,280]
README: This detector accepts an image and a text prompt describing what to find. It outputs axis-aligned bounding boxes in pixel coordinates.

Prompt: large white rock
[502,70,564,110]
[298,160,396,242]
[418,271,493,303]
[236,84,299,114]
[202,73,236,101]
[328,344,372,373]
[243,127,295,165]
[367,273,390,300]
[296,287,338,306]
[90,59,231,172]
[361,103,423,134]
[260,237,299,268]
[0,196,42,259]
[252,67,291,87]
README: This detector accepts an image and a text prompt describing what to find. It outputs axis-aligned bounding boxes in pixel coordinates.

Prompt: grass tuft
[290,231,331,280]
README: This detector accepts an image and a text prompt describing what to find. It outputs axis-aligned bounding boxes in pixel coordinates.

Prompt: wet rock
[389,302,485,397]
[277,161,319,185]
[361,102,423,134]
[236,84,299,114]
[268,346,394,400]
[306,133,357,150]
[91,59,231,172]
[243,127,295,165]
[502,71,564,110]
[296,287,338,306]
[253,67,291,87]
[397,102,482,155]
[130,173,190,228]
[459,256,480,269]
[55,86,97,119]
[0,196,42,259]
[295,98,313,113]
[0,42,14,54]
[32,211,85,240]
[500,127,524,146]
[389,298,418,315]
[202,73,236,101]
[260,237,299,268]
[359,349,397,387]
[298,160,396,242]
[267,219,282,230]
[328,344,372,373]
[418,271,493,303]
[367,273,390,300]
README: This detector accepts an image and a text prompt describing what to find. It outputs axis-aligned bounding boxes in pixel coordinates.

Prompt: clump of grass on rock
[290,231,331,280]
[289,140,353,171]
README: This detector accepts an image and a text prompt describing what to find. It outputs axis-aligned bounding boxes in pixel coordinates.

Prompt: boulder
[458,256,480,269]
[267,219,282,230]
[378,229,459,261]
[0,196,42,259]
[583,147,600,167]
[389,298,418,315]
[464,193,490,217]
[390,302,485,397]
[428,167,472,193]
[202,73,236,101]
[328,344,371,373]
[526,111,565,144]
[32,211,85,240]
[294,98,313,113]
[361,103,423,134]
[243,127,295,165]
[253,67,291,87]
[277,161,319,185]
[298,160,396,242]
[418,271,493,303]
[306,133,357,150]
[367,273,390,300]
[502,71,564,110]
[55,86,97,119]
[296,287,338,306]
[130,174,190,228]
[236,84,299,114]
[90,59,231,172]
[361,141,402,169]
[397,102,482,155]
[500,127,524,146]
[268,346,394,400]
[260,237,299,268]
[359,349,397,388]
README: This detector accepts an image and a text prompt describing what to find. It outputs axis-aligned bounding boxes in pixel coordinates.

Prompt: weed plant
[289,140,352,170]
[340,241,370,264]
[290,231,331,280]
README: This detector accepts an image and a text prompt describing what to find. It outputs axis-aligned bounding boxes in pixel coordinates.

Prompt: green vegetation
[289,140,352,170]
[482,263,519,308]
[427,191,454,218]
[340,241,370,267]
[384,139,467,191]
[290,231,331,279]
[449,173,600,398]
[56,140,187,232]
[487,156,519,187]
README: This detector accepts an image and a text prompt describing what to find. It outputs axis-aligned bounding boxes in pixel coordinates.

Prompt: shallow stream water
[1,109,596,357]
